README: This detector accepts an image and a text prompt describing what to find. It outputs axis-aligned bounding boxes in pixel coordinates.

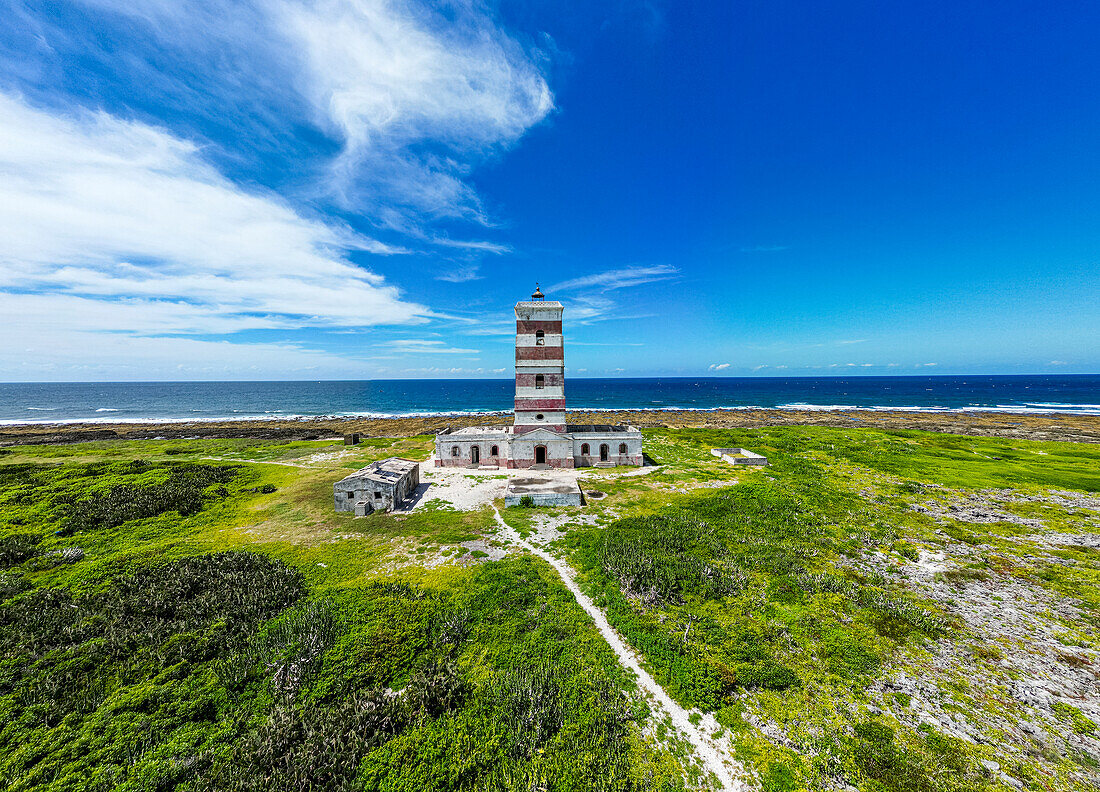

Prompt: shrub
[205,690,407,792]
[258,483,277,494]
[58,464,236,535]
[405,660,469,719]
[0,532,40,566]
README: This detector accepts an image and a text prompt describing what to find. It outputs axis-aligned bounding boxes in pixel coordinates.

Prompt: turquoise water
[0,375,1097,424]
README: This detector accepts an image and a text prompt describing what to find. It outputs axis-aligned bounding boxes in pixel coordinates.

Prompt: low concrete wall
[711,448,768,466]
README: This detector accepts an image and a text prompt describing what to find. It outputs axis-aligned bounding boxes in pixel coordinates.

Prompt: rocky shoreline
[2,408,1099,446]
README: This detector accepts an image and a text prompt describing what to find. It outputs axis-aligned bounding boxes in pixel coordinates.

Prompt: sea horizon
[2,374,1098,425]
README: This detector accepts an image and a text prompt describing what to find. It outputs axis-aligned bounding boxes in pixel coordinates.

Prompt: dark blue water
[0,376,1097,424]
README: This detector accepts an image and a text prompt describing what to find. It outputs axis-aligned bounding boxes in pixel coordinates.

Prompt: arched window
[535,374,544,390]
[581,443,590,455]
[619,443,627,454]
[451,446,460,457]
[535,330,545,346]
[490,445,499,456]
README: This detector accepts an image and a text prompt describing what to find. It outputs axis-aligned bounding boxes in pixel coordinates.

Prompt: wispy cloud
[384,339,480,355]
[435,265,484,283]
[708,362,730,371]
[0,94,427,341]
[550,264,679,293]
[739,244,788,253]
[275,0,553,222]
[24,0,551,238]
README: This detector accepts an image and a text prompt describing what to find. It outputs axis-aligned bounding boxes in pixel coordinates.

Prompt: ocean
[0,375,1097,425]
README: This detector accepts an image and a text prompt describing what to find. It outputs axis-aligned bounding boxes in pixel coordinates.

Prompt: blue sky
[1,0,1097,381]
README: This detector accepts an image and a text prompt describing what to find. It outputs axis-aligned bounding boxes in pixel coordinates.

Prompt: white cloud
[384,339,480,355]
[0,320,359,381]
[435,264,484,283]
[550,264,678,293]
[708,363,730,371]
[274,0,553,221]
[62,0,551,234]
[1050,360,1068,365]
[0,93,429,343]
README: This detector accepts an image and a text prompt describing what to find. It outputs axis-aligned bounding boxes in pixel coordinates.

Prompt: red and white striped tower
[513,284,566,433]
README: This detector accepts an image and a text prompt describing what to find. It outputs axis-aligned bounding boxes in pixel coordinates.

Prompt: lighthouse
[433,286,643,470]
[513,284,566,434]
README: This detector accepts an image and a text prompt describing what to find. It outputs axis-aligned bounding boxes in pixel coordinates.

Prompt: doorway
[471,446,480,464]
[600,444,609,462]
[535,445,547,465]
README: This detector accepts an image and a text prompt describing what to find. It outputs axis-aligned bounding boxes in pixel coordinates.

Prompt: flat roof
[514,301,563,309]
[337,457,418,485]
[441,425,510,436]
[566,424,635,432]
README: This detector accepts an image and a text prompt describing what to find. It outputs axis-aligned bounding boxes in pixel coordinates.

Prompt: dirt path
[490,505,743,791]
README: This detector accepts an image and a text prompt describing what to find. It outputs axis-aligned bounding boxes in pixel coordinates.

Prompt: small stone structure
[505,477,583,507]
[334,457,419,515]
[344,433,361,445]
[436,286,643,469]
[711,448,768,466]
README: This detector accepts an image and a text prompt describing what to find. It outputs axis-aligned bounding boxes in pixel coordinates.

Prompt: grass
[1,424,1098,790]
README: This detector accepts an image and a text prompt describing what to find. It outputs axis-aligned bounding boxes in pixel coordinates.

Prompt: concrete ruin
[334,457,419,515]
[504,477,584,507]
[435,286,643,469]
[711,448,768,466]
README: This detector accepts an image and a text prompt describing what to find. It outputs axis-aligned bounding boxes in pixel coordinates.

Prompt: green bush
[57,463,237,535]
[0,532,40,566]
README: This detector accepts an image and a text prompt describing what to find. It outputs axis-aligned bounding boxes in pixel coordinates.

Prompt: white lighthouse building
[435,286,643,469]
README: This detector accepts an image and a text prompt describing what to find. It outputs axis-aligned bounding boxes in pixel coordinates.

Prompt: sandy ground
[404,455,609,512]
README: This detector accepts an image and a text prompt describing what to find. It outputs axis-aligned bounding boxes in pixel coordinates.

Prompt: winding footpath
[490,505,743,791]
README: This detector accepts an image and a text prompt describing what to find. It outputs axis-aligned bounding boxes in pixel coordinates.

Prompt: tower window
[535,330,545,345]
[536,413,544,420]
[490,445,499,456]
[535,374,544,389]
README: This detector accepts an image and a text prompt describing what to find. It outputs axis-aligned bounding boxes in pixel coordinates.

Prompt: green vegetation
[537,426,1100,791]
[1,425,1098,790]
[0,438,683,791]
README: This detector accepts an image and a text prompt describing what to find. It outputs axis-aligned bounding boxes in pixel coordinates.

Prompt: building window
[581,443,590,455]
[346,491,355,499]
[536,413,544,420]
[535,330,545,346]
[619,443,627,454]
[374,491,382,499]
[490,445,499,456]
[451,446,460,457]
[535,374,544,389]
